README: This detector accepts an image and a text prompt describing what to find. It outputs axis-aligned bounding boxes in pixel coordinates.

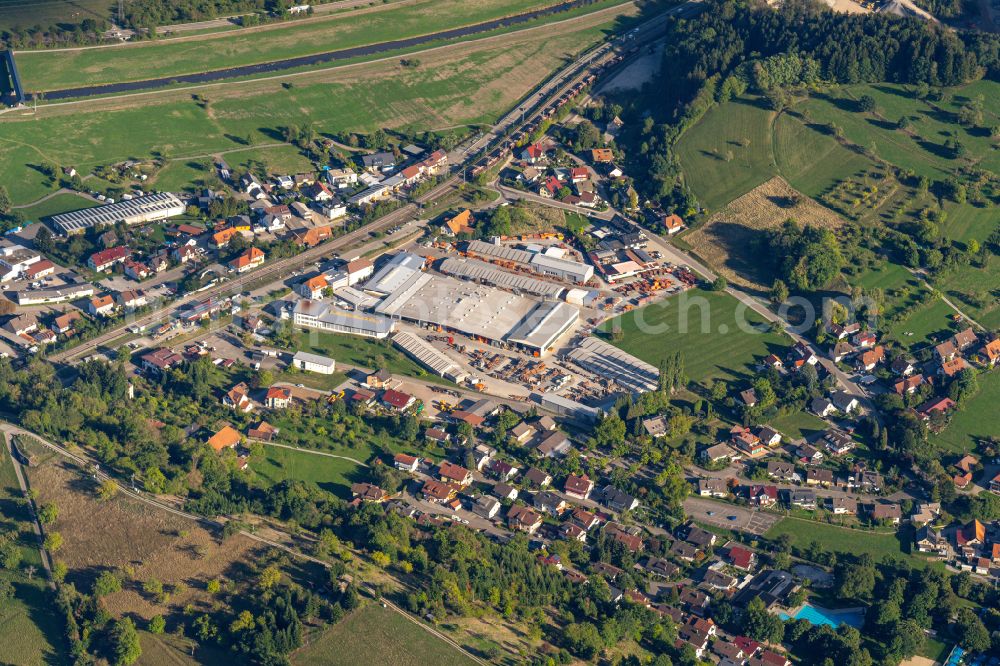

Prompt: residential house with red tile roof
[88,246,129,272]
[207,425,242,452]
[230,247,265,273]
[507,505,542,534]
[381,389,415,412]
[563,474,593,500]
[223,383,253,413]
[438,461,472,486]
[441,209,474,236]
[265,387,292,409]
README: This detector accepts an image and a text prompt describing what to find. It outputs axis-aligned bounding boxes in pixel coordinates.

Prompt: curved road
[29,0,626,101]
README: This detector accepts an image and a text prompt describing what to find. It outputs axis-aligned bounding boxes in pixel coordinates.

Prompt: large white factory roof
[506,301,580,352]
[363,252,426,295]
[372,272,578,352]
[438,257,565,299]
[50,193,185,235]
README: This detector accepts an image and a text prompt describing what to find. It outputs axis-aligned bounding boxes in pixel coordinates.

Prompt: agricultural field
[800,83,1000,180]
[250,445,366,499]
[293,602,479,666]
[600,289,790,383]
[673,97,777,212]
[931,369,1000,454]
[26,455,264,622]
[0,437,66,666]
[772,109,879,199]
[883,296,960,352]
[676,80,1000,211]
[682,176,847,294]
[15,0,625,91]
[0,14,621,207]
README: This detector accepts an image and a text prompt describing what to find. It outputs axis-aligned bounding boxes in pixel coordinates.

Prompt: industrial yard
[282,210,698,416]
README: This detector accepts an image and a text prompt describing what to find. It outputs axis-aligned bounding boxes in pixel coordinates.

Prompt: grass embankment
[293,602,479,666]
[16,0,612,90]
[765,517,922,564]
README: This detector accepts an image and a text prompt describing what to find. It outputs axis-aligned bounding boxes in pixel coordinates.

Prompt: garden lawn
[293,330,450,385]
[931,368,1000,454]
[251,445,367,498]
[292,602,478,666]
[770,411,829,441]
[599,289,790,383]
[934,255,1000,330]
[917,636,950,662]
[848,262,925,322]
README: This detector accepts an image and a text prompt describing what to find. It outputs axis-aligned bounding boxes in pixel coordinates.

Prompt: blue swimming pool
[779,603,865,629]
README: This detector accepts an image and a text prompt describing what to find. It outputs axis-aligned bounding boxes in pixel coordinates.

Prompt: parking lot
[683,496,782,535]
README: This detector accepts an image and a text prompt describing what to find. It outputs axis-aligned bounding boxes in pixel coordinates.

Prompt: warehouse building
[292,351,337,374]
[465,239,533,265]
[564,336,660,394]
[506,301,580,355]
[528,251,594,284]
[50,193,186,235]
[16,284,95,305]
[437,257,565,299]
[392,331,468,383]
[464,239,593,284]
[293,299,394,338]
[363,252,426,296]
[373,272,579,355]
[537,392,602,423]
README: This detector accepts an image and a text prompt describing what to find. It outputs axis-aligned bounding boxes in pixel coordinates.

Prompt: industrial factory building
[564,336,660,394]
[362,252,579,355]
[50,193,186,235]
[293,299,394,338]
[392,331,468,383]
[437,256,565,299]
[464,239,594,284]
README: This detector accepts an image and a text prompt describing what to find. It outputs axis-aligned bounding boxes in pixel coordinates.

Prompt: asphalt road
[30,0,624,101]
